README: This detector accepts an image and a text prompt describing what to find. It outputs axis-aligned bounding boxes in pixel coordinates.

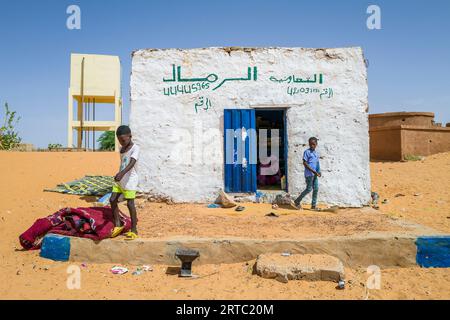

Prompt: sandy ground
[1,151,449,300]
[371,152,450,233]
[136,204,422,240]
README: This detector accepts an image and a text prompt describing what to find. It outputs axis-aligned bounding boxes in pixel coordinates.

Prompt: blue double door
[224,109,257,193]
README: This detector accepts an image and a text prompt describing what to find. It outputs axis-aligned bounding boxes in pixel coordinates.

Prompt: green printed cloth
[44,175,114,196]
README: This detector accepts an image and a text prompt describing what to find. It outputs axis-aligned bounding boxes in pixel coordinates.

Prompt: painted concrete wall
[130,47,370,206]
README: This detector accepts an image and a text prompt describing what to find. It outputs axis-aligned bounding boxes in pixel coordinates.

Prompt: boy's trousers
[294,175,319,207]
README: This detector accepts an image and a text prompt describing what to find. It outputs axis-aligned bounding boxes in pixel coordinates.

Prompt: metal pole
[87,98,90,150]
[80,57,85,150]
[84,99,87,150]
[93,98,96,152]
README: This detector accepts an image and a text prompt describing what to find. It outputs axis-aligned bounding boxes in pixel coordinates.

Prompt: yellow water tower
[67,53,122,151]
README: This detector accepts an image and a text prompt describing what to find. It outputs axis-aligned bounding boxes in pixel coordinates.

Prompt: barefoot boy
[110,125,140,239]
[291,137,321,210]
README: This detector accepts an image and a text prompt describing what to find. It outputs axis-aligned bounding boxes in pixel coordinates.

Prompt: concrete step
[255,253,345,283]
[39,233,445,268]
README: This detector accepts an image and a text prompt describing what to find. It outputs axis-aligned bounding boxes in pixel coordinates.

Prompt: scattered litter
[371,192,379,209]
[235,206,245,212]
[110,266,128,275]
[255,191,265,203]
[215,189,237,208]
[266,212,279,218]
[271,204,279,210]
[281,252,291,257]
[132,268,143,276]
[142,265,153,272]
[395,193,405,198]
[319,206,339,213]
[207,204,220,208]
[414,193,421,197]
[131,265,153,275]
[337,280,345,290]
[97,193,112,206]
[371,192,379,202]
[382,199,389,204]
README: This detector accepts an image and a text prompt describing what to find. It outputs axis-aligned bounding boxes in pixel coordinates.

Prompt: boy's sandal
[110,226,124,238]
[290,200,302,210]
[124,231,138,240]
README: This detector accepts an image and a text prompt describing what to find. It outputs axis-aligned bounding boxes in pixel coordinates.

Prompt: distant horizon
[1,0,449,148]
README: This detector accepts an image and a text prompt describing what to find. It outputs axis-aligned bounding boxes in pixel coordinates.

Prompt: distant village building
[369,112,450,161]
[11,143,34,152]
[130,47,370,207]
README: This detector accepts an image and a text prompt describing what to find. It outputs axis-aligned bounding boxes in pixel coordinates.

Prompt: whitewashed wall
[130,47,370,207]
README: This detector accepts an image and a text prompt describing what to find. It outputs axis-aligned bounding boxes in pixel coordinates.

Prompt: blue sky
[0,0,449,148]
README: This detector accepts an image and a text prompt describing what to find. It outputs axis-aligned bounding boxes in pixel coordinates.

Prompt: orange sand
[0,151,449,299]
[136,204,418,240]
[371,152,450,233]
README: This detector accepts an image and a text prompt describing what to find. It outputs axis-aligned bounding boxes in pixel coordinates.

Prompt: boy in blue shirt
[291,137,321,210]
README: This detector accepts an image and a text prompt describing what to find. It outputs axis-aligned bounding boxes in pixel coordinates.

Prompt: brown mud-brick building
[369,112,450,161]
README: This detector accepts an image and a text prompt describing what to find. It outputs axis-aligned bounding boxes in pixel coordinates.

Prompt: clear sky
[0,0,449,148]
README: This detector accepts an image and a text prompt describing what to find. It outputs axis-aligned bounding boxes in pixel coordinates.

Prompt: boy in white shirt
[110,125,140,240]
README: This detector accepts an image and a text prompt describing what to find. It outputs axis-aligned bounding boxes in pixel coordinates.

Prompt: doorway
[255,109,287,191]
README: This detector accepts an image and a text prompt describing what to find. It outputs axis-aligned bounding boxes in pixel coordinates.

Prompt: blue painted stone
[416,236,450,268]
[40,234,71,262]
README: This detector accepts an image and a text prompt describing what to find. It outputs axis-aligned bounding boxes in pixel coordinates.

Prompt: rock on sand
[255,253,345,283]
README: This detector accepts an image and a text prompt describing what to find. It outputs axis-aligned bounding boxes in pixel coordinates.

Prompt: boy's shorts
[112,183,136,200]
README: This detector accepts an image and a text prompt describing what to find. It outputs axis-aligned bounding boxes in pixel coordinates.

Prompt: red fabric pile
[19,207,131,250]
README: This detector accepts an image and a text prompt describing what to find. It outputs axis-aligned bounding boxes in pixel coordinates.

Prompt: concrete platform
[130,205,438,240]
[39,207,449,268]
[44,231,444,268]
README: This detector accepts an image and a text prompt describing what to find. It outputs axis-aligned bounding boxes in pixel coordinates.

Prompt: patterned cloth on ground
[19,207,131,250]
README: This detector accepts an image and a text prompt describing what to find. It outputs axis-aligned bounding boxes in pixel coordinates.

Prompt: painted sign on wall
[162,64,335,103]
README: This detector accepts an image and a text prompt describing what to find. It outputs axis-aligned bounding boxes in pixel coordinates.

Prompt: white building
[130,47,370,207]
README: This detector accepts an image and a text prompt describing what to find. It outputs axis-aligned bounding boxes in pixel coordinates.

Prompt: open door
[255,109,287,191]
[224,109,257,193]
